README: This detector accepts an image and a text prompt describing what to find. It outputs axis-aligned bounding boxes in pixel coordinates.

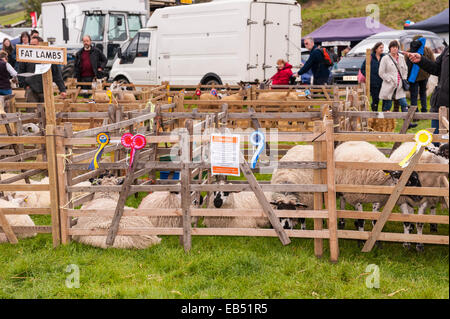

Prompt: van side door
[119,32,153,84]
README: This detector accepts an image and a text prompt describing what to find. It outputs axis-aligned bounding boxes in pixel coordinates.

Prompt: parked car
[330,29,446,84]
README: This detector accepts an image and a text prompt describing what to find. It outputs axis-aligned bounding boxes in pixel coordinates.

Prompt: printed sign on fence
[16,45,67,65]
[210,134,240,176]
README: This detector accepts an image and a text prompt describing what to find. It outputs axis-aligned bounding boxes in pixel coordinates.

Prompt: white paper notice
[210,134,240,176]
[34,64,52,75]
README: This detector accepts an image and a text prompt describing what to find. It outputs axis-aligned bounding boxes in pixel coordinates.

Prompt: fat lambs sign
[16,45,67,65]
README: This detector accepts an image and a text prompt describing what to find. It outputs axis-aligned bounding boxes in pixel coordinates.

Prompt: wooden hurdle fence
[1,90,448,262]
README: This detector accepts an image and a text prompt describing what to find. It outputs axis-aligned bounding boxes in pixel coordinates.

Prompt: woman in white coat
[379,40,410,113]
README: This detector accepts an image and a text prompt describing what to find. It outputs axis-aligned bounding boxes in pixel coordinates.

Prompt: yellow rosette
[106,90,113,104]
[398,130,433,168]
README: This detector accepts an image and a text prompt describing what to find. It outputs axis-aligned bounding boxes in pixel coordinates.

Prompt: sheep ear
[270,201,279,206]
[117,178,125,185]
[295,202,308,208]
[383,170,394,176]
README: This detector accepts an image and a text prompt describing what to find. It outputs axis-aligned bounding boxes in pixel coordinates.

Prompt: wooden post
[362,147,426,252]
[46,124,61,247]
[42,68,57,126]
[55,126,70,244]
[389,106,417,156]
[439,106,449,135]
[239,153,291,246]
[106,149,142,247]
[313,121,324,258]
[180,130,192,252]
[365,48,371,104]
[325,120,339,262]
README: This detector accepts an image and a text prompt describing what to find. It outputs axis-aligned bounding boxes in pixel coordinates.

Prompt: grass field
[0,10,25,26]
[301,0,449,35]
[0,99,448,299]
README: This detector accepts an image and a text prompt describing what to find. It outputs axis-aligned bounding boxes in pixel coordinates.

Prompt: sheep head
[384,170,423,202]
[270,191,308,230]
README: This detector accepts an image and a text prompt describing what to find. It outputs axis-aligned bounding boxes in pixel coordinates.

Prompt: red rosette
[121,133,134,148]
[132,134,147,150]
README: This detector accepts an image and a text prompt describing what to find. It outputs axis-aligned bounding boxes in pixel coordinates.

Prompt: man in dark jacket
[17,37,67,102]
[74,35,108,82]
[294,37,330,85]
[405,45,449,141]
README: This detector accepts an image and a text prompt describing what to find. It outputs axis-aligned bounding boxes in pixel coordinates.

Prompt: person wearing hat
[405,35,435,114]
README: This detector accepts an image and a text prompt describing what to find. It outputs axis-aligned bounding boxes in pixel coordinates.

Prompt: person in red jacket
[270,59,293,85]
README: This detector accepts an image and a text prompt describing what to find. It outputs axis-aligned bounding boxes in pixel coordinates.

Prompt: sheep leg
[416,202,428,252]
[299,218,306,230]
[372,202,382,249]
[401,203,413,250]
[354,203,365,247]
[429,206,438,233]
[338,196,346,230]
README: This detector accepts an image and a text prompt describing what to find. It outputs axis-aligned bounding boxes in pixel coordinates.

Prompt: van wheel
[202,77,222,86]
[115,76,130,85]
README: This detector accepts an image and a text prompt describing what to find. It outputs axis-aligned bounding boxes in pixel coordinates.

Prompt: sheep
[334,141,422,245]
[71,176,162,249]
[137,191,203,227]
[0,196,36,243]
[204,190,272,228]
[390,142,449,251]
[13,177,50,209]
[138,191,181,227]
[21,123,41,135]
[270,145,313,230]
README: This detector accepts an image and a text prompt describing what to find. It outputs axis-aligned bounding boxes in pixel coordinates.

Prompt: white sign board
[16,45,67,65]
[210,134,240,176]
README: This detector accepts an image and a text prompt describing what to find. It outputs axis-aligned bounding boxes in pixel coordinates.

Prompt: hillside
[301,0,449,35]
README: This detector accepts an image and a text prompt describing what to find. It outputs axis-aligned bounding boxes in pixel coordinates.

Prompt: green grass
[1,98,448,299]
[0,10,26,26]
[301,0,449,35]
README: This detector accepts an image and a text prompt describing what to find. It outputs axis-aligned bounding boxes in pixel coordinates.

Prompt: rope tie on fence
[59,193,88,210]
[56,150,73,171]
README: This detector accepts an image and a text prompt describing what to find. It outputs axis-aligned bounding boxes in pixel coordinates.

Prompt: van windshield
[348,39,390,56]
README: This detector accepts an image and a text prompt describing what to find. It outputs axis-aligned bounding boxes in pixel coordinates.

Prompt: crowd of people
[1,30,448,135]
[268,34,448,133]
[0,31,108,103]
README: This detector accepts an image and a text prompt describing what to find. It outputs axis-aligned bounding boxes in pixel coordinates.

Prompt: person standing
[17,37,66,102]
[405,45,448,141]
[2,38,16,70]
[74,35,108,82]
[360,42,385,111]
[270,59,293,85]
[406,35,435,113]
[294,37,330,85]
[0,50,18,96]
[19,31,30,46]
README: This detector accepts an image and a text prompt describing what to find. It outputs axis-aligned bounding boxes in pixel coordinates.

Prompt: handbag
[388,55,410,91]
[357,69,366,83]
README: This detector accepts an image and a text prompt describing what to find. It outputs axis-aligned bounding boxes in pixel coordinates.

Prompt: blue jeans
[382,97,408,112]
[0,89,12,95]
[409,79,428,112]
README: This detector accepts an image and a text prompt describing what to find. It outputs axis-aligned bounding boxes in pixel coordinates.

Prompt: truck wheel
[115,76,130,85]
[62,61,75,81]
[200,74,222,86]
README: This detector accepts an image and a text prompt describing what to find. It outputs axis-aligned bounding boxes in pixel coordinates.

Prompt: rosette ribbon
[89,132,110,170]
[398,130,432,168]
[121,133,147,168]
[250,130,265,169]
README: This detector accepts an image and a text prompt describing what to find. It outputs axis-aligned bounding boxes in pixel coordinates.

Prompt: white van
[109,0,302,85]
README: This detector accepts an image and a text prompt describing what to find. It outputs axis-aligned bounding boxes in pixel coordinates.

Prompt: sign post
[16,44,67,246]
[16,45,67,125]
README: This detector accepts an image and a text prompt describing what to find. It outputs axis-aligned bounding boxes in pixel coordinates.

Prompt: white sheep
[0,196,36,243]
[14,177,50,209]
[72,176,162,249]
[390,142,449,251]
[137,191,181,227]
[270,144,312,230]
[204,190,271,228]
[137,191,203,227]
[21,123,41,135]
